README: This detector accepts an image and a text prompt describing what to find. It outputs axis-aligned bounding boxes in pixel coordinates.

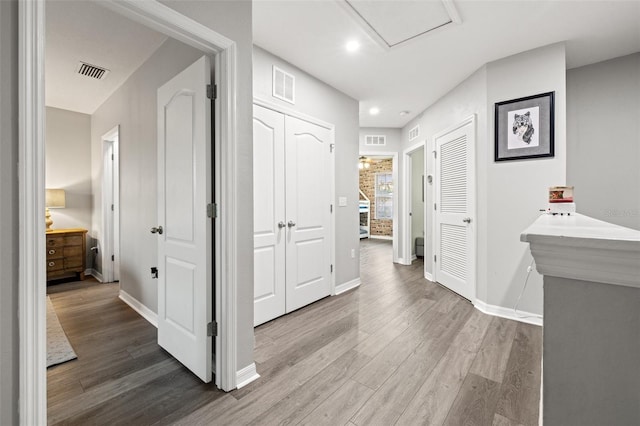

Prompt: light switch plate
[338,197,347,207]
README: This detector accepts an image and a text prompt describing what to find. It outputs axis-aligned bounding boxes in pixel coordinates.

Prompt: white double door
[253,104,333,326]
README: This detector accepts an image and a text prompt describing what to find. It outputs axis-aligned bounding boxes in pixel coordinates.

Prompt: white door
[253,105,286,326]
[285,116,332,312]
[157,56,213,382]
[434,117,475,301]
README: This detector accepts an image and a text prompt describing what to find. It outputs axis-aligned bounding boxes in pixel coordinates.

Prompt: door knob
[151,226,164,234]
[462,218,472,224]
[287,220,296,228]
[277,221,286,229]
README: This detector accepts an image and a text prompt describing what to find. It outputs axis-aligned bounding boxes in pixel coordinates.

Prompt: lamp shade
[45,189,66,208]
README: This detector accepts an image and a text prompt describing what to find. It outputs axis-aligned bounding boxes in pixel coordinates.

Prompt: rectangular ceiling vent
[409,125,420,141]
[76,62,110,80]
[365,135,386,146]
[272,66,295,104]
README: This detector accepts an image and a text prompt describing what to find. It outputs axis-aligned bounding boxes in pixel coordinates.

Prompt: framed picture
[494,91,554,161]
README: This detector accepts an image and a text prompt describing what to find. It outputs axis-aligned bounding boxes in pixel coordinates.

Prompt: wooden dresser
[46,228,88,282]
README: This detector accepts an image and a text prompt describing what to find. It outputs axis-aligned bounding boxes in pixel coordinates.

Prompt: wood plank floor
[47,239,542,425]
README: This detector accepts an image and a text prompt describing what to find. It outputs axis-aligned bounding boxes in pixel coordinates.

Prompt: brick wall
[359,158,393,237]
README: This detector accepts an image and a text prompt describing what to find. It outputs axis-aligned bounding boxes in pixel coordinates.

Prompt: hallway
[47,239,541,425]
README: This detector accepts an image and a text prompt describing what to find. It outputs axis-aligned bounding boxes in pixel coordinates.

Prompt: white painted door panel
[253,105,286,326]
[434,119,475,301]
[157,55,212,382]
[285,116,332,312]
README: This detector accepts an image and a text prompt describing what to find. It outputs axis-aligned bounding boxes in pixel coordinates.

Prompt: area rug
[47,296,77,368]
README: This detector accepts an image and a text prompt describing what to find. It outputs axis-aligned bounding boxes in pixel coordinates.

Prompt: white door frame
[431,115,477,302]
[359,150,399,263]
[253,96,336,295]
[18,1,240,422]
[402,141,426,266]
[101,125,120,283]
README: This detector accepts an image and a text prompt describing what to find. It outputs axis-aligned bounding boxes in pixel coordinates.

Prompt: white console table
[521,213,640,426]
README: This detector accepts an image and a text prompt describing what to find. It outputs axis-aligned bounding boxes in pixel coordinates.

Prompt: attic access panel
[343,0,461,49]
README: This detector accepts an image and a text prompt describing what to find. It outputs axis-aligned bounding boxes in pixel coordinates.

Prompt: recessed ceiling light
[345,40,360,52]
[399,110,410,116]
[369,107,380,115]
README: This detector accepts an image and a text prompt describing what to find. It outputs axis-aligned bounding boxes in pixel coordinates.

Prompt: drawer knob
[48,261,55,267]
[48,249,55,255]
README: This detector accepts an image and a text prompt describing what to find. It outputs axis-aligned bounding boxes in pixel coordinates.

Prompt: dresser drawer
[46,237,64,248]
[47,259,64,272]
[47,247,64,259]
[65,235,84,246]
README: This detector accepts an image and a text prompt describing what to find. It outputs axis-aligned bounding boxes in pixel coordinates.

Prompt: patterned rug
[47,296,77,368]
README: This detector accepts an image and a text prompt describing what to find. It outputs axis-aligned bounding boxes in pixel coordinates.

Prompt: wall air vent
[272,66,295,104]
[365,135,386,146]
[76,62,110,80]
[409,125,420,141]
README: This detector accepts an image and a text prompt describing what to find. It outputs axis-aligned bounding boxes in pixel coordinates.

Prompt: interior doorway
[358,152,398,263]
[101,126,120,283]
[403,142,425,266]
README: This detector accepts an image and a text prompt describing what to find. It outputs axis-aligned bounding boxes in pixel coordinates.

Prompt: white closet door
[253,105,286,326]
[285,116,332,313]
[157,55,212,382]
[434,118,475,301]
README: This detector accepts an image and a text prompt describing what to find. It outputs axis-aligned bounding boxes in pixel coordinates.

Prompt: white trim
[334,278,361,295]
[101,125,120,284]
[370,235,392,241]
[411,254,417,261]
[20,5,240,422]
[397,258,412,266]
[119,290,159,328]
[402,140,426,280]
[360,151,399,263]
[474,299,543,327]
[425,272,434,282]
[253,97,337,296]
[18,1,46,424]
[236,363,260,389]
[88,269,104,283]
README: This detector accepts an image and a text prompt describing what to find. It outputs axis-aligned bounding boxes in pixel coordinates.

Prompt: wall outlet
[338,197,347,207]
[351,248,355,258]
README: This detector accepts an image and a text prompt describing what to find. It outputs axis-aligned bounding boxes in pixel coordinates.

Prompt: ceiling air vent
[365,135,386,146]
[409,125,420,141]
[76,62,110,80]
[272,66,295,104]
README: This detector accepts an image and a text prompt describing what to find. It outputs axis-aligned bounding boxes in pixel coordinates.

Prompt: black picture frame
[494,91,554,161]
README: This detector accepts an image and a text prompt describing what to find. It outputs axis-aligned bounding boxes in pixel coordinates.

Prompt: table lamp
[45,188,66,231]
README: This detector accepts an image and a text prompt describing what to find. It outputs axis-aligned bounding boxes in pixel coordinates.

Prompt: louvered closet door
[434,118,475,301]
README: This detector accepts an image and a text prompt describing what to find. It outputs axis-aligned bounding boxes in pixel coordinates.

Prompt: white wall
[91,38,202,306]
[253,45,360,287]
[0,0,19,422]
[399,43,566,316]
[410,147,425,256]
[567,53,640,230]
[46,107,93,266]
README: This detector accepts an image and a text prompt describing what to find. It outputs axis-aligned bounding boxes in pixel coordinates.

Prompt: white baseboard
[335,278,361,295]
[397,258,412,266]
[370,235,393,241]
[411,254,417,261]
[236,363,260,389]
[474,299,543,326]
[119,289,158,328]
[88,268,103,282]
[425,272,434,282]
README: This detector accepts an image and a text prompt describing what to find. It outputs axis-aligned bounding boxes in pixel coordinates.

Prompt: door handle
[462,218,472,224]
[277,221,286,229]
[287,220,296,228]
[151,226,164,234]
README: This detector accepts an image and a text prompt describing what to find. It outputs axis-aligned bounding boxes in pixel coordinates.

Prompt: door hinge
[111,153,114,160]
[330,264,333,273]
[330,204,333,213]
[207,203,218,218]
[434,203,437,211]
[151,267,158,279]
[111,204,114,211]
[206,84,217,100]
[433,150,437,158]
[434,255,437,262]
[207,321,218,337]
[330,143,335,153]
[111,254,114,261]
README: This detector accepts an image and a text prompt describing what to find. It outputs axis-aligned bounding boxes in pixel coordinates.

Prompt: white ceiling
[46,1,168,114]
[254,0,640,128]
